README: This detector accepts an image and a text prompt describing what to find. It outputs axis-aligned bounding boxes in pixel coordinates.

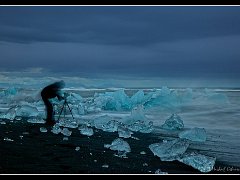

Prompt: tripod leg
[66,103,75,120]
[64,102,66,119]
[58,103,65,121]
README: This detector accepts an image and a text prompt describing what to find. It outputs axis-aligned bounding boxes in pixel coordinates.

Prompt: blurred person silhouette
[41,80,65,125]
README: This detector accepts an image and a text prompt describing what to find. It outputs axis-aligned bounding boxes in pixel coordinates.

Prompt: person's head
[54,80,65,89]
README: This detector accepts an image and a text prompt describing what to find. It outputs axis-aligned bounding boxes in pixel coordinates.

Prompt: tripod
[57,97,75,121]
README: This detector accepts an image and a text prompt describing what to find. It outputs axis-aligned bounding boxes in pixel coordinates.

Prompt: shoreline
[0,120,239,174]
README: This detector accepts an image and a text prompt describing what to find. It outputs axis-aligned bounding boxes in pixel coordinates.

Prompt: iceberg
[204,89,229,104]
[155,169,168,174]
[93,89,131,111]
[102,120,119,132]
[118,125,133,138]
[177,152,216,173]
[104,138,131,157]
[0,104,39,120]
[75,146,80,151]
[66,92,83,104]
[51,124,62,134]
[93,115,114,130]
[0,107,16,120]
[61,128,72,136]
[58,118,78,129]
[127,120,153,133]
[161,114,184,130]
[179,127,207,142]
[149,139,189,161]
[4,87,18,96]
[130,90,145,107]
[40,127,48,133]
[15,105,39,117]
[78,124,94,136]
[27,117,45,124]
[123,105,153,133]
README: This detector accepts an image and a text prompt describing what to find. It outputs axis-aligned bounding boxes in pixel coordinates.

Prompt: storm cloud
[0,6,240,79]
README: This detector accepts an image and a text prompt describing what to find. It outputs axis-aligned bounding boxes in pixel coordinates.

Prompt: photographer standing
[41,80,65,125]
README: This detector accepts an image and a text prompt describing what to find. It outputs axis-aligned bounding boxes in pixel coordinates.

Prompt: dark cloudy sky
[0,6,240,79]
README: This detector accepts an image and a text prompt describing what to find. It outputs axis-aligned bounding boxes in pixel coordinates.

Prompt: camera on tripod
[57,92,75,121]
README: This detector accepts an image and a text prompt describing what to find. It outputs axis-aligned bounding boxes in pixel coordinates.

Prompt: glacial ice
[3,87,18,96]
[130,90,145,106]
[66,92,83,104]
[51,124,62,134]
[117,125,133,138]
[155,169,168,174]
[102,120,119,132]
[78,124,94,136]
[15,105,39,117]
[0,105,39,120]
[149,139,189,161]
[124,105,146,124]
[75,146,80,151]
[0,107,16,120]
[4,137,14,142]
[93,115,114,130]
[204,89,229,104]
[40,127,48,133]
[92,90,131,111]
[179,127,207,142]
[177,152,216,173]
[61,128,72,136]
[127,120,153,133]
[27,117,45,124]
[121,105,153,133]
[161,113,184,130]
[58,118,78,129]
[104,138,131,157]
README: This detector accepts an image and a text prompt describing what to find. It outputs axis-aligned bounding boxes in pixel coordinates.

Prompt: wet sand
[0,120,239,174]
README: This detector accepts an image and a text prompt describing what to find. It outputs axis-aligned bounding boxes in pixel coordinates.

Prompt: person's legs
[42,96,55,125]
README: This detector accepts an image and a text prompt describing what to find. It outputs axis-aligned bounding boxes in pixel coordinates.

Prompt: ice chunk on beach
[0,107,16,120]
[102,120,119,132]
[27,116,45,124]
[78,124,94,136]
[155,169,168,174]
[15,105,39,117]
[104,138,131,157]
[40,127,48,133]
[179,127,207,142]
[129,105,146,122]
[93,115,113,130]
[58,118,78,129]
[178,152,216,173]
[61,128,72,136]
[0,104,40,121]
[71,104,85,116]
[149,139,189,161]
[51,124,62,134]
[161,114,184,130]
[75,146,80,151]
[118,125,133,138]
[66,92,83,104]
[4,137,14,142]
[127,120,154,133]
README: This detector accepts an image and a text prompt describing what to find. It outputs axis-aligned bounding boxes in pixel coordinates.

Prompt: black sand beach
[0,120,239,175]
